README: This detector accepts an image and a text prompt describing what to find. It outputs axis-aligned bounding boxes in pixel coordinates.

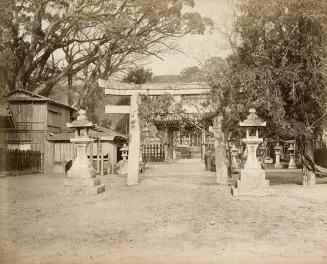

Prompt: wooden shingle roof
[6,89,76,111]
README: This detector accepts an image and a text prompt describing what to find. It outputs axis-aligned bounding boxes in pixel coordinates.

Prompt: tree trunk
[299,138,316,186]
[67,72,73,106]
[15,69,26,90]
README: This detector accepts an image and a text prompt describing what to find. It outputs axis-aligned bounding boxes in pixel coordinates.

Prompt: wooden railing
[142,144,165,162]
[0,148,43,173]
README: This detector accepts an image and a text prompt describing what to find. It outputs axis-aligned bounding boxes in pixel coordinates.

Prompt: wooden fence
[0,148,43,172]
[142,144,165,162]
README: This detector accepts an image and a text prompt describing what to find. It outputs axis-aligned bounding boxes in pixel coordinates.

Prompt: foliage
[207,0,327,172]
[151,74,182,83]
[102,115,129,134]
[209,0,327,143]
[1,0,212,97]
[139,93,177,122]
[123,67,152,84]
[180,66,206,82]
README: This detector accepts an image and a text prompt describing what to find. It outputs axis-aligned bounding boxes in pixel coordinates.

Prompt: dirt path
[1,160,327,264]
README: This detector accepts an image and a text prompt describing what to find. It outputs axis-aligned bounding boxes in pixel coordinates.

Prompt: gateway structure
[99,79,211,185]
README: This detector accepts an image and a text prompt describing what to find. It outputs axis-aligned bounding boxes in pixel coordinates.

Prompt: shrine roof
[153,113,205,128]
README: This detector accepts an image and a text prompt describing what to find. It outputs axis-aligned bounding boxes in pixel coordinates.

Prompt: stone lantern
[274,144,283,168]
[230,145,239,169]
[115,144,129,175]
[232,108,270,196]
[62,109,105,194]
[143,125,150,143]
[287,144,297,169]
[258,143,266,165]
[121,144,129,160]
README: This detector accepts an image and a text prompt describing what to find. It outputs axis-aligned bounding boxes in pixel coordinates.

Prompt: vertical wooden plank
[107,143,110,175]
[112,143,117,173]
[100,153,104,175]
[90,141,94,165]
[96,139,100,173]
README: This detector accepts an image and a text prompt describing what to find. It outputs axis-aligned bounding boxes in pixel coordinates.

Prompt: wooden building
[1,89,76,171]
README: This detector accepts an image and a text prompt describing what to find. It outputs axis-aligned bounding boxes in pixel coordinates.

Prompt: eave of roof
[6,89,77,111]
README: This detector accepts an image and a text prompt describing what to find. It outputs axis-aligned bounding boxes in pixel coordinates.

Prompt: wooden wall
[2,131,45,151]
[46,103,72,133]
[10,102,47,130]
[49,140,120,174]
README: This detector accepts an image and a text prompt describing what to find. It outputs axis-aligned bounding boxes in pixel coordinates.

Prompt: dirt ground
[1,159,327,264]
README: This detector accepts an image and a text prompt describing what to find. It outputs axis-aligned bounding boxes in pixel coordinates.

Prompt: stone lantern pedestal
[232,109,271,196]
[62,109,105,195]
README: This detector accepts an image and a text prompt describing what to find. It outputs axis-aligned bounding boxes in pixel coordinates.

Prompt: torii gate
[99,79,216,186]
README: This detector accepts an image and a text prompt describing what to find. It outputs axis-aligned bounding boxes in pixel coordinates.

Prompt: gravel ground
[1,159,327,264]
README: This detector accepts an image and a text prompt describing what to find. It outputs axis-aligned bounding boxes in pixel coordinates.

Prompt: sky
[147,0,235,76]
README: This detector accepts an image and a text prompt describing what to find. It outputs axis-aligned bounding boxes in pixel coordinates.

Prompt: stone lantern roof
[67,109,94,128]
[239,108,266,127]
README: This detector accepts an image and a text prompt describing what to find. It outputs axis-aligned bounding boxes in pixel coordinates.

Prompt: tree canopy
[0,0,212,97]
[208,0,327,145]
[123,67,152,84]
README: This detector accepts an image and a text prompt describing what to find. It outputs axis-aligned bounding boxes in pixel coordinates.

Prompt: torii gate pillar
[127,93,140,186]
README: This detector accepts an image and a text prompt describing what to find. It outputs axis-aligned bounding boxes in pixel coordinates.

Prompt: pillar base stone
[61,177,105,195]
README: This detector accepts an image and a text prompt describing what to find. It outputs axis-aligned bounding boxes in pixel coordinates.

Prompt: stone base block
[61,184,105,195]
[231,186,275,197]
[61,177,105,195]
[64,177,100,187]
[232,168,271,196]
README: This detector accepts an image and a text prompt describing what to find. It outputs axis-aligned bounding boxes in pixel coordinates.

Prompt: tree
[180,66,205,82]
[1,0,212,97]
[123,67,152,84]
[208,0,327,173]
